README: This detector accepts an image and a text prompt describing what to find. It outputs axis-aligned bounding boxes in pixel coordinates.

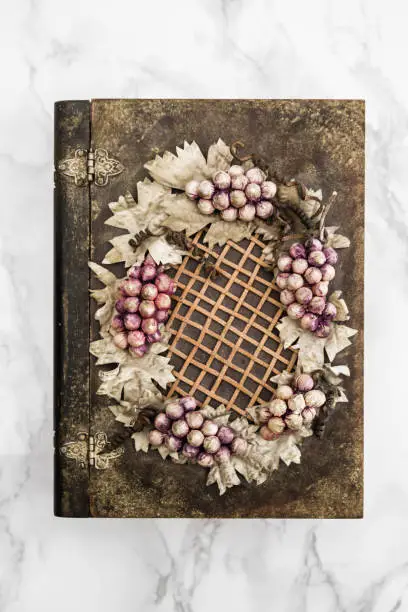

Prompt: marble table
[1,0,407,610]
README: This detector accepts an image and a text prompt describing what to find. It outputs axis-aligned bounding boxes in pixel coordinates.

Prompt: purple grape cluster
[276,238,339,337]
[148,397,248,467]
[258,374,326,440]
[185,165,276,222]
[111,254,176,357]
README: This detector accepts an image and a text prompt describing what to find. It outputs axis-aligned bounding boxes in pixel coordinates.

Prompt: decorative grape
[185,179,200,200]
[182,444,200,459]
[165,401,184,420]
[139,300,156,318]
[185,411,204,429]
[308,250,326,267]
[287,303,306,319]
[215,446,231,463]
[277,254,293,272]
[287,394,306,414]
[302,407,317,424]
[304,389,326,408]
[213,170,231,190]
[295,286,313,305]
[155,273,173,293]
[292,258,308,275]
[141,317,158,335]
[141,283,158,300]
[154,413,171,433]
[197,199,215,215]
[187,429,204,447]
[156,309,170,323]
[276,385,293,401]
[269,398,287,417]
[212,191,230,211]
[260,425,278,441]
[285,413,303,431]
[276,273,290,289]
[246,167,265,184]
[217,426,235,444]
[198,180,215,199]
[313,281,329,297]
[113,332,128,350]
[148,430,164,446]
[315,320,332,338]
[300,312,319,331]
[323,302,337,320]
[238,203,256,221]
[165,434,183,452]
[127,330,145,348]
[261,181,277,199]
[141,265,156,282]
[294,373,314,392]
[180,396,197,412]
[221,207,238,222]
[228,165,245,178]
[304,267,322,285]
[306,237,323,251]
[230,189,247,208]
[289,243,307,259]
[122,279,142,297]
[267,417,285,434]
[124,313,141,331]
[231,174,248,190]
[323,247,338,265]
[203,436,221,454]
[171,419,190,438]
[245,183,261,202]
[257,405,272,423]
[201,420,219,437]
[320,263,336,282]
[155,293,171,310]
[128,265,142,279]
[256,200,274,219]
[280,289,295,306]
[287,273,304,291]
[115,298,127,314]
[197,452,214,468]
[308,296,326,315]
[111,315,125,331]
[124,297,140,313]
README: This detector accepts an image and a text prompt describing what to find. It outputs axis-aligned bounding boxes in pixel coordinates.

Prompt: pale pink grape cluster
[111,254,176,357]
[276,238,339,337]
[185,165,276,222]
[258,374,326,440]
[148,397,248,467]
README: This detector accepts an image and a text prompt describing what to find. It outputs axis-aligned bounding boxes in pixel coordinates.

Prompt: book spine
[54,101,91,517]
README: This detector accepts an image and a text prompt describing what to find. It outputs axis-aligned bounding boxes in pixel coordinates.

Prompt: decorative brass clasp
[57,148,124,186]
[59,431,124,470]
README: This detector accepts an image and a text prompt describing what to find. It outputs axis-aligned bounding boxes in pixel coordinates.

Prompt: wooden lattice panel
[166,231,297,415]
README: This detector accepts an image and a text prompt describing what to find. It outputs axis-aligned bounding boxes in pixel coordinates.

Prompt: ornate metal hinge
[59,431,124,470]
[57,148,124,186]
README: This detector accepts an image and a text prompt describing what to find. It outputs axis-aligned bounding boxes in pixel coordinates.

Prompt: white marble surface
[1,0,408,610]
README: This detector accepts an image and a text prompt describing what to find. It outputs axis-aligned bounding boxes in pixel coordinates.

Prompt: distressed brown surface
[84,99,362,518]
[54,101,91,516]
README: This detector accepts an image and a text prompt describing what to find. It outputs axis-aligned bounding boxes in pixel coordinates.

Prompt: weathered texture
[59,99,364,518]
[54,100,91,517]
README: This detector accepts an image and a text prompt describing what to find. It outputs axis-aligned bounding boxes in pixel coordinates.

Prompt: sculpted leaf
[295,331,326,373]
[324,324,358,363]
[144,141,208,189]
[329,290,350,321]
[106,182,171,234]
[254,218,281,241]
[204,220,256,249]
[324,226,350,249]
[132,429,150,453]
[206,139,233,174]
[276,316,302,349]
[161,193,213,236]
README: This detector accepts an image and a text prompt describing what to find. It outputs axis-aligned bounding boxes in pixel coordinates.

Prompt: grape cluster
[111,254,176,357]
[185,165,276,222]
[148,397,248,467]
[276,238,338,337]
[258,373,326,440]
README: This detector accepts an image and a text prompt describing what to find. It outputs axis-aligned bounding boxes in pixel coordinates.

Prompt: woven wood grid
[166,230,297,416]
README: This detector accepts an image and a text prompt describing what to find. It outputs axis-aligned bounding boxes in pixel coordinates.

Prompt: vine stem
[319,191,338,241]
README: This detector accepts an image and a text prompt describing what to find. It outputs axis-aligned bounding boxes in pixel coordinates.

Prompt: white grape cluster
[276,238,339,337]
[148,397,248,467]
[185,165,277,222]
[110,254,176,357]
[258,373,326,440]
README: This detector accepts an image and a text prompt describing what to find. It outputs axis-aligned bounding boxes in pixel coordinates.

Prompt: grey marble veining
[1,0,408,610]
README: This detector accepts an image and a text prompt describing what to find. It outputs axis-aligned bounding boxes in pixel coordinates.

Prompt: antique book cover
[54,99,364,518]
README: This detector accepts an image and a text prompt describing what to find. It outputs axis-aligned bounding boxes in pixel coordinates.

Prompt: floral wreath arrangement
[90,140,357,495]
